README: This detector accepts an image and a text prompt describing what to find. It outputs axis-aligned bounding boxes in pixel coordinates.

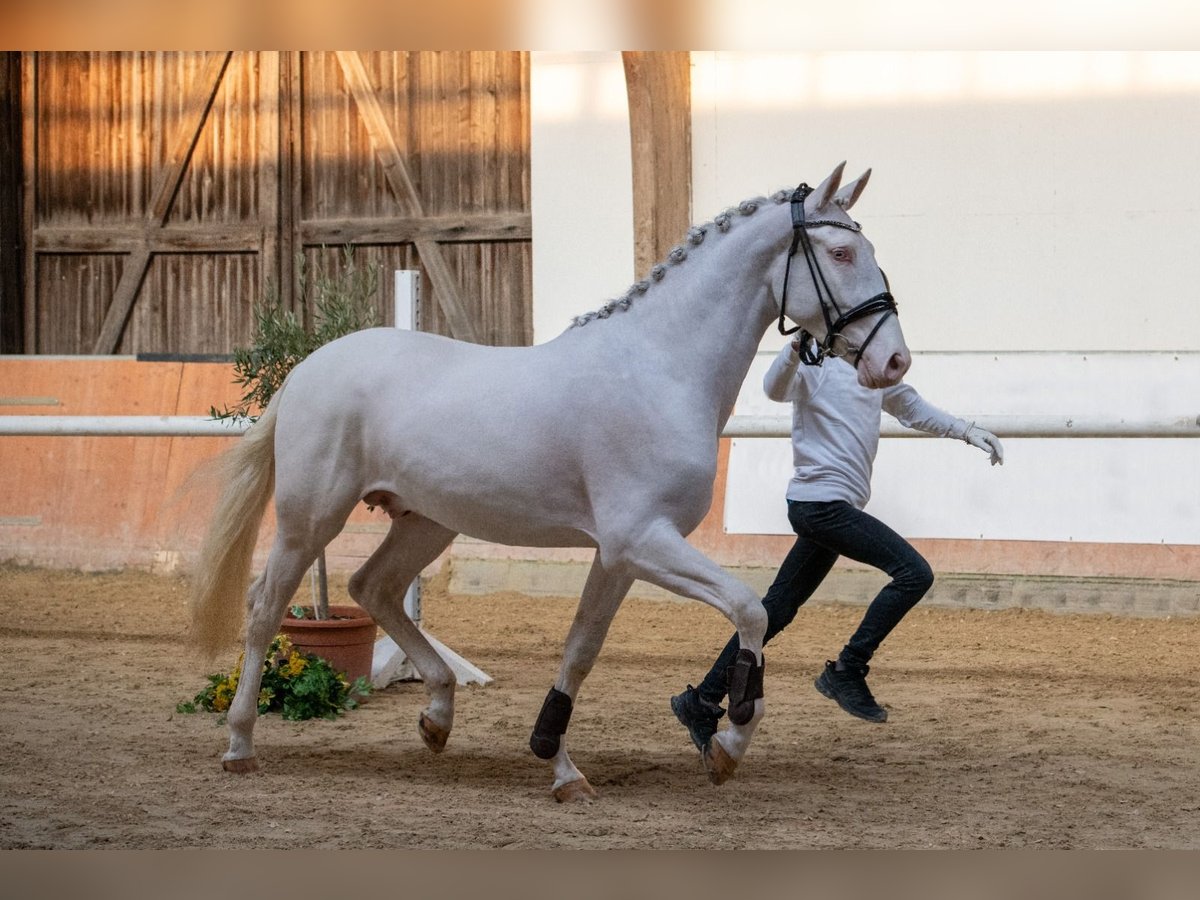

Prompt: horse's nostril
[887,351,911,380]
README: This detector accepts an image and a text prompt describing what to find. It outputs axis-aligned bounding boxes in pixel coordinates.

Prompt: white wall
[726,350,1200,544]
[530,51,634,344]
[691,51,1200,354]
[533,51,1200,352]
[529,51,1200,545]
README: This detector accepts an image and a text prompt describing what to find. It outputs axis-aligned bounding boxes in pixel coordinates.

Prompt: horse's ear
[834,168,871,212]
[809,161,846,214]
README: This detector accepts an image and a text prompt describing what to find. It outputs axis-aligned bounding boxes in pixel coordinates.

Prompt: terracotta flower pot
[279,604,377,684]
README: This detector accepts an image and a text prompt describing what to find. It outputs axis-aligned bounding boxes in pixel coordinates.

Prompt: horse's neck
[607,206,786,425]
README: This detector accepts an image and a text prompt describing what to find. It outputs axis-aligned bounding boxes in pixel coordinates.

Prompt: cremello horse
[190,162,911,801]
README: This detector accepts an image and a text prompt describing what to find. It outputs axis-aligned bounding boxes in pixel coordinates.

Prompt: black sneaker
[814,659,888,722]
[670,685,726,751]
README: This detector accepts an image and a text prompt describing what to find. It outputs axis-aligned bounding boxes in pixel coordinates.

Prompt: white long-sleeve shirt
[764,343,970,509]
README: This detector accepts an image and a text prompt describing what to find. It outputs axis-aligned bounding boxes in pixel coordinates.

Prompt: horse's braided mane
[568,189,793,329]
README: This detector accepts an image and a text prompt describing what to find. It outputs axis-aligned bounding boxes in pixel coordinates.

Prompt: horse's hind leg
[347,512,458,752]
[529,554,633,803]
[222,534,322,772]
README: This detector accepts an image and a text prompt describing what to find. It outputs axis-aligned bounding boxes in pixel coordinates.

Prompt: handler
[672,336,1004,749]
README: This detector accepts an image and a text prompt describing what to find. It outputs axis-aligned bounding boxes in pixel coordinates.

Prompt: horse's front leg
[611,519,768,786]
[529,555,633,802]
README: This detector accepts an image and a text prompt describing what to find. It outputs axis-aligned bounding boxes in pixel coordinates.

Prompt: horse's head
[773,162,911,388]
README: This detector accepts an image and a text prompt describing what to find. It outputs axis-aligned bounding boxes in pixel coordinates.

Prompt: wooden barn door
[19,51,531,355]
[290,52,531,345]
[21,52,276,355]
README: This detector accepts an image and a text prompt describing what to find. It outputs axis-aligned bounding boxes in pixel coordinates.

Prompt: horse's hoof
[702,740,737,786]
[222,755,259,774]
[552,777,597,804]
[418,712,450,753]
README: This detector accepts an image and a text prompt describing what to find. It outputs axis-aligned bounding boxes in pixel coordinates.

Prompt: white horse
[190,162,911,801]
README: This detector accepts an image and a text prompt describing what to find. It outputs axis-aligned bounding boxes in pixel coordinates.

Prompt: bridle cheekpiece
[778,183,898,367]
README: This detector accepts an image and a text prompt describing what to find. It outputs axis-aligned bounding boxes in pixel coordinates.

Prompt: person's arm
[762,339,811,403]
[882,384,1005,465]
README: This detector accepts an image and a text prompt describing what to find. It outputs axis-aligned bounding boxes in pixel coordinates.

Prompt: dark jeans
[697,499,934,703]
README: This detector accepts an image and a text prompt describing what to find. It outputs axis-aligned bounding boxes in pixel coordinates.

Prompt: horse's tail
[188,383,285,659]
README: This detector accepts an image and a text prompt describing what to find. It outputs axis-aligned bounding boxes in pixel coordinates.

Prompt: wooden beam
[258,51,281,312]
[300,213,531,246]
[20,53,35,352]
[92,51,231,354]
[0,53,22,353]
[335,50,480,343]
[91,248,151,353]
[33,213,529,253]
[621,52,692,279]
[35,224,263,253]
[278,51,302,313]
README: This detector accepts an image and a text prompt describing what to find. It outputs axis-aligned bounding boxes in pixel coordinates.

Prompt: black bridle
[778,183,898,368]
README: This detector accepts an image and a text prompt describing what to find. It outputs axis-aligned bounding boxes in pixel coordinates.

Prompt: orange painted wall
[0,357,394,572]
[1,358,240,569]
[1,358,1197,581]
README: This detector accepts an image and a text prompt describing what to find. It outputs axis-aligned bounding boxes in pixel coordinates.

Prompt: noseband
[778,183,898,368]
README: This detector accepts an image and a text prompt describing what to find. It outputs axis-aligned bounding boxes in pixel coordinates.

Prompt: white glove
[963,424,1004,466]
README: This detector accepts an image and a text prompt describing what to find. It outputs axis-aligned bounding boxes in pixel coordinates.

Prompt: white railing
[1,414,1199,438]
[725,414,1200,439]
[0,416,246,436]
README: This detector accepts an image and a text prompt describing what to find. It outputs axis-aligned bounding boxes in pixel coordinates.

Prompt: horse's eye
[830,247,852,262]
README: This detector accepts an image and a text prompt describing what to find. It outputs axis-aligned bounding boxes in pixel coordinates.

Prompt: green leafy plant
[177,634,371,721]
[211,246,382,423]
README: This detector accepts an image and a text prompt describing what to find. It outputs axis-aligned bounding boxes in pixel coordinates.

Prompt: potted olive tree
[211,246,381,683]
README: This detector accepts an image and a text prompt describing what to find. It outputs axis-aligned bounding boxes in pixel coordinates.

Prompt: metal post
[394,269,423,627]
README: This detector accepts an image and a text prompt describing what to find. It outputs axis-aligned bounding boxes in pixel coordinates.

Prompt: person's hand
[791,336,804,353]
[964,425,1004,466]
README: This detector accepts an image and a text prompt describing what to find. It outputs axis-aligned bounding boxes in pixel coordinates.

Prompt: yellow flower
[213,678,237,712]
[282,652,308,678]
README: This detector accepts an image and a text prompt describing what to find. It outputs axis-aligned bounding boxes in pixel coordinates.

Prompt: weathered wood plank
[335,50,480,343]
[500,52,531,212]
[278,51,301,312]
[35,224,263,253]
[301,213,531,246]
[336,51,424,213]
[146,52,232,225]
[126,253,258,354]
[20,53,35,352]
[35,254,121,353]
[0,53,23,353]
[92,51,231,354]
[92,246,151,353]
[258,51,281,305]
